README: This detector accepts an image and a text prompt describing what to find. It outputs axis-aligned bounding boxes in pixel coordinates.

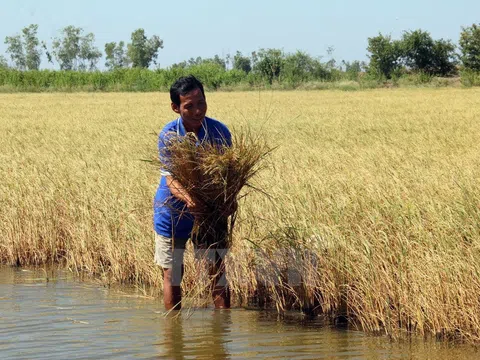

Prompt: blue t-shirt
[153,116,232,238]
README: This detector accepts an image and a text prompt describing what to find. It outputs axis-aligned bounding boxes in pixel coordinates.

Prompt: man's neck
[182,118,203,135]
[184,125,200,135]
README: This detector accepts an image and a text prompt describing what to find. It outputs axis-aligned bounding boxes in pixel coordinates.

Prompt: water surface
[0,267,477,359]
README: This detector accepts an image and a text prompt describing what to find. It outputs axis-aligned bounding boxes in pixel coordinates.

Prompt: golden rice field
[2,89,480,342]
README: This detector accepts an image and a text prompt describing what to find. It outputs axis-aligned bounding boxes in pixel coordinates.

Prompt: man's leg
[210,250,230,309]
[155,233,187,310]
[193,235,231,309]
[163,265,183,310]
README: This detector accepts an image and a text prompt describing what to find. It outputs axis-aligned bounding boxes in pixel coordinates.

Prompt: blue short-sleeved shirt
[153,116,232,238]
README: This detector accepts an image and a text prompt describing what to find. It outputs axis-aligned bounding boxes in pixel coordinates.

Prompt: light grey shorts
[154,233,223,269]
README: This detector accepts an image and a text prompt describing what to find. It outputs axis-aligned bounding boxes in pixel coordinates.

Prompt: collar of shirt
[176,117,209,141]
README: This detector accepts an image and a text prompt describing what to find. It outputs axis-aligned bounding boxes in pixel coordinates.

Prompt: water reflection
[159,311,232,359]
[161,315,186,359]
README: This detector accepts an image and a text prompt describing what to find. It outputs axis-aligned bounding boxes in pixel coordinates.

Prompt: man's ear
[171,103,180,114]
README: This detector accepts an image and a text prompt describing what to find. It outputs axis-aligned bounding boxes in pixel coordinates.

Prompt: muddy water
[0,267,478,359]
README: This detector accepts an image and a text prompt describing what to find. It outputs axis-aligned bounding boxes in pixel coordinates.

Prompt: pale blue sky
[1,0,479,69]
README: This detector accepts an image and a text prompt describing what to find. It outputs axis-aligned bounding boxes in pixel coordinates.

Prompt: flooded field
[3,91,480,341]
[1,267,478,359]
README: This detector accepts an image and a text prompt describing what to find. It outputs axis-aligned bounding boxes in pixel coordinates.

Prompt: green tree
[459,24,480,71]
[42,41,53,65]
[52,26,102,70]
[251,51,258,68]
[325,45,337,69]
[225,53,231,69]
[171,55,226,70]
[105,41,130,70]
[127,29,163,68]
[0,55,8,68]
[342,60,365,80]
[210,55,226,69]
[170,60,188,69]
[430,39,457,76]
[401,30,456,76]
[233,51,251,73]
[22,24,42,70]
[188,56,203,66]
[367,33,402,79]
[182,55,226,69]
[79,32,102,70]
[281,51,329,85]
[202,55,226,69]
[4,24,42,70]
[254,48,284,84]
[4,33,25,69]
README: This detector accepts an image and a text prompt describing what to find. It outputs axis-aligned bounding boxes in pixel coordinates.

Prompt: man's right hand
[186,198,207,216]
[184,195,196,210]
[166,176,196,210]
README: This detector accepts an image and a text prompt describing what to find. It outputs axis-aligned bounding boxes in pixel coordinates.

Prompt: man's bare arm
[166,176,235,216]
[166,176,195,209]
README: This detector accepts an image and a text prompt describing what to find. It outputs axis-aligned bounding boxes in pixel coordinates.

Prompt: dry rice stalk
[158,127,272,248]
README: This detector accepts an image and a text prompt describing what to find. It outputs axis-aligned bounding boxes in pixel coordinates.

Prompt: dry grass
[156,129,271,248]
[1,89,480,342]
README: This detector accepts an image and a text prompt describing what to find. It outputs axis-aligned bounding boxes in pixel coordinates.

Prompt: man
[154,75,232,310]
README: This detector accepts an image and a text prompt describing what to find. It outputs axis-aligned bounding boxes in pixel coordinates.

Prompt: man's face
[171,87,207,132]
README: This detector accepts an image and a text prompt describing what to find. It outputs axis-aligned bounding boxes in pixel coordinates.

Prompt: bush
[460,69,480,87]
[0,66,477,92]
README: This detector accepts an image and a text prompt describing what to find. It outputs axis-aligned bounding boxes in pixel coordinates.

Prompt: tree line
[1,25,163,71]
[1,24,480,91]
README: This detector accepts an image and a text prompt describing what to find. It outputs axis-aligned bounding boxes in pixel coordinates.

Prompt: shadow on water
[1,266,479,359]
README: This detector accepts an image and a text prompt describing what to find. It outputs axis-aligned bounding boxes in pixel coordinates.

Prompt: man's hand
[183,194,196,210]
[166,177,206,215]
[186,198,207,216]
[166,176,195,209]
[166,176,236,217]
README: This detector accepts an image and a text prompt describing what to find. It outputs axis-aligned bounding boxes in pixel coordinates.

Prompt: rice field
[2,89,480,342]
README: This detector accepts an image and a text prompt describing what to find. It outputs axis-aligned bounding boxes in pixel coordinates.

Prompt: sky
[0,0,479,69]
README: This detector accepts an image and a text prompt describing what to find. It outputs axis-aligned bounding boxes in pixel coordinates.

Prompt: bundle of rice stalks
[159,128,272,248]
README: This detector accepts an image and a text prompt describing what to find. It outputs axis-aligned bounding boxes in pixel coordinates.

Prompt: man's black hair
[170,75,205,106]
